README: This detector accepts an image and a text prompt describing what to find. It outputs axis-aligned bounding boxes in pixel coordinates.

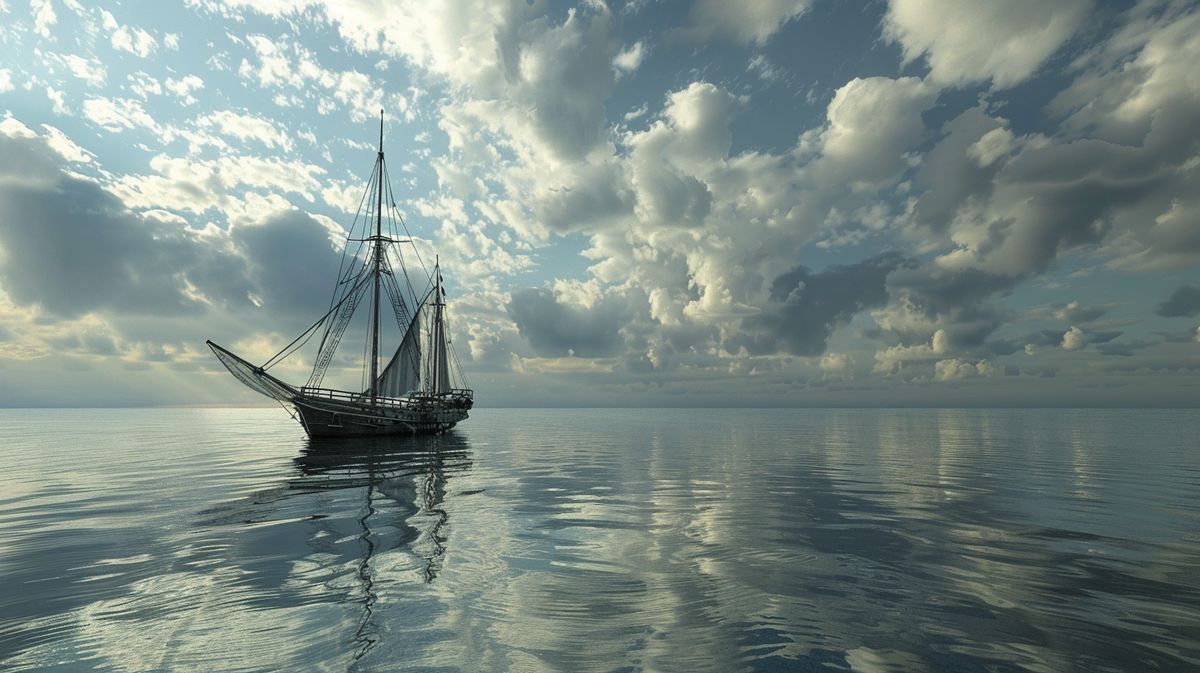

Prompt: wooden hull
[292,395,469,437]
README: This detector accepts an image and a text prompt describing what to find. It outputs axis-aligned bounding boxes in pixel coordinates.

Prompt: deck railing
[298,386,473,409]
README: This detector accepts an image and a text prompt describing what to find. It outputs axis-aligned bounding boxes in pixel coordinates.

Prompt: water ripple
[1,408,1198,672]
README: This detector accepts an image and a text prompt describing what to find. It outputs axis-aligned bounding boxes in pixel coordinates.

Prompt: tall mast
[431,256,448,395]
[370,109,384,400]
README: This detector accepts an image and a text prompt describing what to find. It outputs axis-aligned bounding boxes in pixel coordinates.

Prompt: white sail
[373,312,421,397]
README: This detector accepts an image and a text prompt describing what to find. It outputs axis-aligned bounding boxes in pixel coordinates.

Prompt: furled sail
[433,300,450,394]
[372,311,421,397]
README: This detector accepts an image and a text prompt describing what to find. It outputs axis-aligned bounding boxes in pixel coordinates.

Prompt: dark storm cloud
[889,266,1015,317]
[0,150,209,318]
[0,131,344,328]
[911,107,1006,234]
[993,97,1200,275]
[884,264,1018,349]
[1156,285,1200,317]
[506,288,633,357]
[231,210,344,314]
[734,252,909,356]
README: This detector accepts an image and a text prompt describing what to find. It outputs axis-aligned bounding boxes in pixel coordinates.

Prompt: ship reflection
[292,431,473,582]
[291,432,472,661]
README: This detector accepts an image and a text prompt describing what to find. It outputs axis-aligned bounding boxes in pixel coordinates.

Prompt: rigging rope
[262,270,374,370]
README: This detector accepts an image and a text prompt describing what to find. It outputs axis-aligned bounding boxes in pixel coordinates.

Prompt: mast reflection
[291,432,472,660]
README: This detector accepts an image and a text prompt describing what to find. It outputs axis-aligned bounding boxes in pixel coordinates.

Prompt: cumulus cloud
[1061,326,1086,351]
[884,0,1091,88]
[819,352,851,374]
[8,0,1197,405]
[1058,326,1122,352]
[818,76,933,185]
[934,358,993,381]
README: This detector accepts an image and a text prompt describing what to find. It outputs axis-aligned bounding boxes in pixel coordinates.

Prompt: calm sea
[0,408,1197,672]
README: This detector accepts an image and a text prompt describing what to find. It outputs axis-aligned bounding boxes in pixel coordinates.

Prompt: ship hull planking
[293,395,469,437]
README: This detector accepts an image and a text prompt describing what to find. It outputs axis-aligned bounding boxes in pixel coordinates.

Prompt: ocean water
[0,408,1197,673]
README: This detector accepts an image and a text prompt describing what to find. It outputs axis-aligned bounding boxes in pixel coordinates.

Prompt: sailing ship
[207,111,473,437]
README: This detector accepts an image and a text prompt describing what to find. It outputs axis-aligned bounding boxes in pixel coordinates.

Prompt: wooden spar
[370,109,384,400]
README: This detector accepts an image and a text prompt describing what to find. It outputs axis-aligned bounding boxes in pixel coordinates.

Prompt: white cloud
[934,358,993,381]
[81,97,159,133]
[747,54,781,82]
[127,71,162,99]
[819,351,851,373]
[40,124,93,163]
[613,41,646,73]
[196,110,293,151]
[207,0,530,96]
[45,86,68,115]
[884,0,1091,88]
[874,329,948,375]
[31,0,56,38]
[164,75,204,105]
[0,69,12,92]
[1062,326,1086,351]
[967,127,1017,167]
[111,153,327,221]
[1051,4,1200,144]
[236,33,388,121]
[101,10,159,58]
[50,53,106,87]
[818,76,934,184]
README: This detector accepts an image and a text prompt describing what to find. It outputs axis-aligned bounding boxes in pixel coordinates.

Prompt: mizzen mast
[369,109,385,400]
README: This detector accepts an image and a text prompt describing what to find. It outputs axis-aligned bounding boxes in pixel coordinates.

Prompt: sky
[0,0,1198,408]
